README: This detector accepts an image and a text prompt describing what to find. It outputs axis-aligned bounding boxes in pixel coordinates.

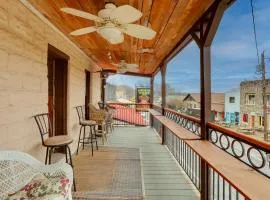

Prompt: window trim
[245,93,256,105]
[229,96,235,103]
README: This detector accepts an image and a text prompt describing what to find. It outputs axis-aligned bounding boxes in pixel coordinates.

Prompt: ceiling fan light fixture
[105,3,117,9]
[117,68,127,74]
[97,24,123,44]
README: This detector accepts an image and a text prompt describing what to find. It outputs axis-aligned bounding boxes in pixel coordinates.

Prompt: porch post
[150,76,154,108]
[200,45,211,200]
[161,64,167,144]
[190,1,232,199]
[200,46,211,140]
[100,72,106,105]
[150,76,154,127]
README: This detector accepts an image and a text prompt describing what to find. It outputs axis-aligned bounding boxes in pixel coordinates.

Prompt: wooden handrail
[208,122,270,152]
[148,109,162,116]
[154,115,200,140]
[164,107,201,124]
[152,104,162,109]
[185,140,270,200]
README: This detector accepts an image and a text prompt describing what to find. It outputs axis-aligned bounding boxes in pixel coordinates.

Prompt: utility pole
[260,52,269,141]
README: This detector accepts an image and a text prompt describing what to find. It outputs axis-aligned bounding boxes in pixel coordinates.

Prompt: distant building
[225,88,240,124]
[240,80,270,129]
[182,93,225,121]
[166,94,187,110]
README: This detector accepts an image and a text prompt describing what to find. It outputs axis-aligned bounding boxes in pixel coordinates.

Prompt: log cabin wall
[0,0,101,161]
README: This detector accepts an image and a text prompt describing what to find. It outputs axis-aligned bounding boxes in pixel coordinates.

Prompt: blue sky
[108,0,270,93]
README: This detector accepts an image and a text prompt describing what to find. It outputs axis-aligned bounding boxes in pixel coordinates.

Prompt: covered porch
[0,0,270,200]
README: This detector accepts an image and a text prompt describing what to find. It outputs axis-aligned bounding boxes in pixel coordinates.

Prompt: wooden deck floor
[75,127,200,200]
[108,127,199,200]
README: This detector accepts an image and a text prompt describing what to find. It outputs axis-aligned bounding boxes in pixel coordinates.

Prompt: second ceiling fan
[61,3,156,44]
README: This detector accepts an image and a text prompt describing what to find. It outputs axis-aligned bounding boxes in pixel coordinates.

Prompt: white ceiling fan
[113,60,139,73]
[61,3,156,44]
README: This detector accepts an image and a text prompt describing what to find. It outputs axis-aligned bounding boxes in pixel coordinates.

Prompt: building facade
[240,80,270,129]
[225,89,240,124]
[182,93,225,121]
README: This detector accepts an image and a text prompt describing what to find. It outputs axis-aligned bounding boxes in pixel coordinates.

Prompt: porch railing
[107,103,150,126]
[151,106,270,200]
[152,104,163,113]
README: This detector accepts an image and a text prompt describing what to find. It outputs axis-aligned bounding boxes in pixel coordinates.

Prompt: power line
[250,0,260,65]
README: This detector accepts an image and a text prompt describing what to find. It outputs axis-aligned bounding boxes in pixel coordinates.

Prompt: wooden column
[150,76,154,108]
[190,1,232,199]
[200,46,211,200]
[150,76,154,127]
[85,70,91,119]
[161,64,167,144]
[100,72,106,104]
[200,46,211,140]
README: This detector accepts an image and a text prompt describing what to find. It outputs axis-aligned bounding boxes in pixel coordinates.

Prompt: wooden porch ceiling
[28,0,214,75]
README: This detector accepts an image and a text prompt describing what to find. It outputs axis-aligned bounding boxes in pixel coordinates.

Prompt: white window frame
[229,96,235,103]
[245,93,255,105]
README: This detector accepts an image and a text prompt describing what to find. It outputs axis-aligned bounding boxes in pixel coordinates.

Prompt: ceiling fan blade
[123,24,156,40]
[70,27,97,36]
[110,5,142,24]
[61,7,103,22]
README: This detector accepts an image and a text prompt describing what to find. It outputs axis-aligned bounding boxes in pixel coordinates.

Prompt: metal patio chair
[75,105,98,156]
[33,113,76,191]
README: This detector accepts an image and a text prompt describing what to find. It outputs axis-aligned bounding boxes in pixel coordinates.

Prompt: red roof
[110,104,147,126]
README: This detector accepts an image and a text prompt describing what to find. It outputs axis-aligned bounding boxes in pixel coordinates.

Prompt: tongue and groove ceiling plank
[27,0,214,75]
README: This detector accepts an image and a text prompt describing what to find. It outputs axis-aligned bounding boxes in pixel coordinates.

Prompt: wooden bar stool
[75,106,98,156]
[89,104,108,144]
[34,113,76,191]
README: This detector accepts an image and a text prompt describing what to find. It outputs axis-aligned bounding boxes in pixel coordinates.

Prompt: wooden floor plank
[145,183,195,190]
[106,127,200,200]
[145,189,199,196]
[147,196,199,200]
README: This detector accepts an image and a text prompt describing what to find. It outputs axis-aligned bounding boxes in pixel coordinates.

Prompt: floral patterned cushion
[7,174,71,200]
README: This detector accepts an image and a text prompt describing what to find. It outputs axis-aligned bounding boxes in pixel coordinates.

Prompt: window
[243,114,248,123]
[229,97,235,103]
[259,116,264,126]
[245,94,255,105]
[262,94,270,105]
[194,104,196,108]
[267,94,270,102]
